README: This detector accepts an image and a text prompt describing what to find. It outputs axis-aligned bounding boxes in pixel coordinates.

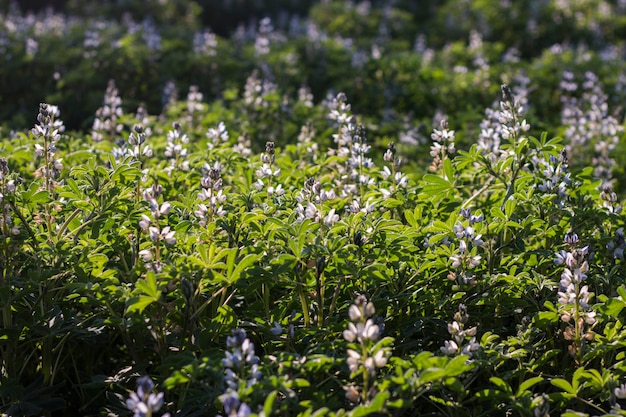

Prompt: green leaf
[125,295,156,314]
[263,390,278,416]
[600,298,626,318]
[227,253,260,285]
[489,377,512,394]
[517,376,544,396]
[504,197,517,218]
[135,273,159,299]
[445,355,473,376]
[551,378,575,395]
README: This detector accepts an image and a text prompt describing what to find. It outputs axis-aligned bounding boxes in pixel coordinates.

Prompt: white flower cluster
[498,84,531,142]
[554,233,595,356]
[478,76,530,163]
[193,29,218,56]
[328,92,352,126]
[218,329,259,417]
[206,121,229,150]
[113,124,153,162]
[342,295,388,404]
[243,70,277,110]
[138,183,175,273]
[379,142,408,199]
[560,71,623,186]
[126,376,170,417]
[0,158,19,237]
[295,177,337,224]
[186,85,206,127]
[32,103,64,193]
[448,209,484,286]
[607,227,626,261]
[296,122,318,158]
[255,141,282,193]
[164,122,190,174]
[600,183,623,215]
[536,150,571,208]
[92,79,123,142]
[195,162,227,226]
[440,304,479,357]
[429,119,455,173]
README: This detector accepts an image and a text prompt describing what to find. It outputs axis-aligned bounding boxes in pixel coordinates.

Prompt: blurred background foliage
[1,0,626,147]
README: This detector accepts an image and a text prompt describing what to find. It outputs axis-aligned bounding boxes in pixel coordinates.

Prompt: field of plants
[2,1,626,416]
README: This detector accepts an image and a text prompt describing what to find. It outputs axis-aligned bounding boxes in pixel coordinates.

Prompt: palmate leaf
[419,174,454,199]
[126,273,160,313]
[125,295,155,314]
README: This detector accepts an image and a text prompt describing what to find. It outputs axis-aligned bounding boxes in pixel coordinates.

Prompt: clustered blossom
[328,98,376,206]
[193,29,218,56]
[536,150,571,209]
[163,122,189,174]
[296,122,319,159]
[232,133,252,157]
[380,142,408,199]
[195,162,227,226]
[0,158,19,241]
[346,124,375,191]
[218,329,260,417]
[186,85,205,127]
[607,227,626,261]
[112,124,153,164]
[560,71,623,186]
[92,79,124,142]
[429,119,455,173]
[206,121,229,150]
[343,295,388,404]
[126,376,169,417]
[138,183,175,273]
[222,329,262,390]
[254,17,273,57]
[297,86,314,108]
[440,304,479,357]
[217,391,251,417]
[600,183,623,214]
[295,177,337,224]
[32,103,64,194]
[448,208,484,286]
[497,84,531,143]
[255,141,281,193]
[328,92,352,127]
[243,70,277,110]
[554,233,595,358]
[478,76,530,162]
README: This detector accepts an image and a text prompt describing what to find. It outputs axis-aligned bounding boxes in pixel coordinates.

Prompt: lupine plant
[2,2,626,416]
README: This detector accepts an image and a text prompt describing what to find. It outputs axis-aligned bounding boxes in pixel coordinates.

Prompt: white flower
[139,214,151,231]
[268,184,284,196]
[138,249,153,262]
[441,340,459,355]
[615,383,626,399]
[372,348,387,368]
[324,209,339,226]
[346,349,361,373]
[348,304,362,322]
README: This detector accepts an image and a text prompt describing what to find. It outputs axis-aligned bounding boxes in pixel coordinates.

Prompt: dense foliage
[1,1,626,416]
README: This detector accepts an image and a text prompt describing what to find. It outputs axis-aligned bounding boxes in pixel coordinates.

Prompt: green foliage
[1,1,626,416]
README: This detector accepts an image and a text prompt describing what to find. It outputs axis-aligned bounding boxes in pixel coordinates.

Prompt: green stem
[296,262,310,327]
[56,208,82,240]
